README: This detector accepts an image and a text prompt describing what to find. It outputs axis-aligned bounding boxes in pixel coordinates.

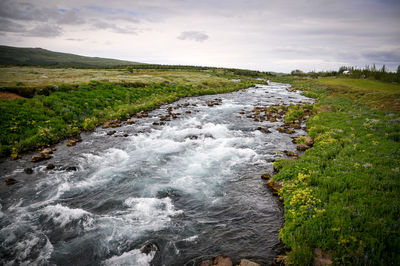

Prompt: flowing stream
[0,83,313,265]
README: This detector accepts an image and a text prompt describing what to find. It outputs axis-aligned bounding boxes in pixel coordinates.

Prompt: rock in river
[5,178,18,185]
[30,153,52,162]
[24,168,33,174]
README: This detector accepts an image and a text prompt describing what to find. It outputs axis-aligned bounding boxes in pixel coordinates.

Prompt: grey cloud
[25,24,63,37]
[0,18,26,33]
[91,21,138,34]
[0,0,56,22]
[178,31,209,42]
[57,10,85,25]
[361,50,400,64]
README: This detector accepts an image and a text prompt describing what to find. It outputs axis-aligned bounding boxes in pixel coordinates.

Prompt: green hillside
[0,45,142,67]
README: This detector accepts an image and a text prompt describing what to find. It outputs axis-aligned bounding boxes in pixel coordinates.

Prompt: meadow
[270,77,400,265]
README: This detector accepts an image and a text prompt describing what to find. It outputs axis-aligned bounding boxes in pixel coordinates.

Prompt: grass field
[0,66,234,88]
[270,76,400,265]
[317,78,400,112]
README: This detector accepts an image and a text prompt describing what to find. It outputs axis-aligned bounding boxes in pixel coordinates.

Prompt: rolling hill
[0,45,142,67]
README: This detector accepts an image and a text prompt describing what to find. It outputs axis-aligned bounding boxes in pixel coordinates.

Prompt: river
[0,82,312,265]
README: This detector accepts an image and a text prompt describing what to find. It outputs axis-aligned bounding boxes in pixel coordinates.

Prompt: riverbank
[270,77,400,265]
[0,68,255,158]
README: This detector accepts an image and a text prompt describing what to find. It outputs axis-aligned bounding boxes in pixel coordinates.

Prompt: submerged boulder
[5,178,18,185]
[24,168,33,174]
[140,242,159,255]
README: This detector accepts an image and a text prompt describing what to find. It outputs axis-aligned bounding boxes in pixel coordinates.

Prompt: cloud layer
[0,0,399,72]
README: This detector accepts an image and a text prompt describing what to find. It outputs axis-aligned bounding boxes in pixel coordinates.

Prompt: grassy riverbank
[0,67,255,158]
[271,77,400,264]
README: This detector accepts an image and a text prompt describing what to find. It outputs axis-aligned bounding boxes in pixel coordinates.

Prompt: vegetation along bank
[267,76,400,265]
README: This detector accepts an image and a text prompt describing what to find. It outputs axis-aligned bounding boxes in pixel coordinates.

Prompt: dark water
[0,83,312,265]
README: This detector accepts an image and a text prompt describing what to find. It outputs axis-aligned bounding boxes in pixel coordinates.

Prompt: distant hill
[0,45,142,67]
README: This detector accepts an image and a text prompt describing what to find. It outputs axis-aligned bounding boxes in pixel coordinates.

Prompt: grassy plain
[270,76,400,265]
[0,66,255,157]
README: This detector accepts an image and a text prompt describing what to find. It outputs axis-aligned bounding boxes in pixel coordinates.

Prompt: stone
[5,178,18,185]
[261,173,271,180]
[46,164,55,170]
[297,143,310,151]
[123,133,129,137]
[286,128,295,134]
[140,242,158,255]
[213,255,233,266]
[126,119,135,124]
[257,127,271,134]
[107,130,116,136]
[186,110,192,114]
[30,153,51,162]
[66,140,77,146]
[200,260,212,266]
[240,259,261,266]
[266,180,283,195]
[277,127,285,133]
[24,168,33,174]
[40,148,53,155]
[102,119,121,128]
[305,136,314,146]
[284,150,298,157]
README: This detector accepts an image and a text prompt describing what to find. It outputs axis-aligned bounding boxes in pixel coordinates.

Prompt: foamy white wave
[182,235,198,242]
[123,197,182,221]
[41,204,94,229]
[102,249,155,266]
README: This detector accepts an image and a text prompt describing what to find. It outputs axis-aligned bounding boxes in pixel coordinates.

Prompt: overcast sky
[0,0,399,72]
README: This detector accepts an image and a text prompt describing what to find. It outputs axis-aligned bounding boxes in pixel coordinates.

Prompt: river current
[0,83,312,265]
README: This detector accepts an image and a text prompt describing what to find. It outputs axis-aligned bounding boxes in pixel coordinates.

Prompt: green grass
[0,79,253,157]
[317,78,400,112]
[272,79,400,265]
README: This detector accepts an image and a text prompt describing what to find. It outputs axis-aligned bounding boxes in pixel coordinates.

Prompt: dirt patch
[0,92,23,100]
